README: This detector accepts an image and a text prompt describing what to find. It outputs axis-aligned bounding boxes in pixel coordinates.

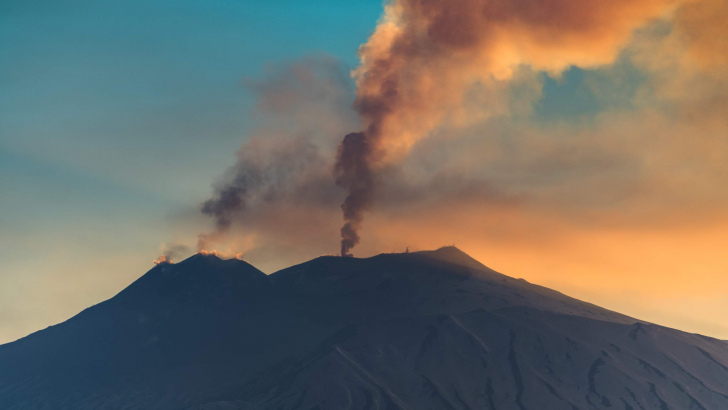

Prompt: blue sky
[0,0,382,343]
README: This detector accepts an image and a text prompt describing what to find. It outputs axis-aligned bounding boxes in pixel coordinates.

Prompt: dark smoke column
[334,132,375,257]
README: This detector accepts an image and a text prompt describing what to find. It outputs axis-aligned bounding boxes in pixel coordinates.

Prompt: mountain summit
[1,247,727,409]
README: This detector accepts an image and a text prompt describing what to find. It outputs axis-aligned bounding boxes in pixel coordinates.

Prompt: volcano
[0,247,726,409]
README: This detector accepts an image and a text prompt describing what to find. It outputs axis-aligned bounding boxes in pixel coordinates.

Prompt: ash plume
[195,0,695,259]
[333,0,683,256]
[334,132,376,256]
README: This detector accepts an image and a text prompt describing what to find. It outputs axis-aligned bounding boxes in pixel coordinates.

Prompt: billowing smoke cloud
[197,0,724,264]
[333,0,684,255]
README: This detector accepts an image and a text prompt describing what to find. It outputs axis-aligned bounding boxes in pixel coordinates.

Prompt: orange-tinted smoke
[153,255,173,265]
[335,0,683,256]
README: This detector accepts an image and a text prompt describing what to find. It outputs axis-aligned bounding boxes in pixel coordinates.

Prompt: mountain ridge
[0,247,726,410]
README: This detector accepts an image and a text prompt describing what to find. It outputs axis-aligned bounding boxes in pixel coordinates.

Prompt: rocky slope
[0,247,726,409]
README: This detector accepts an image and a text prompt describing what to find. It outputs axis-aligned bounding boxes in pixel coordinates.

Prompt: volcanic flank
[1,247,727,410]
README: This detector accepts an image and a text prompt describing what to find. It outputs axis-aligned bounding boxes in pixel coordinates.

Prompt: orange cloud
[673,0,728,72]
[352,0,686,160]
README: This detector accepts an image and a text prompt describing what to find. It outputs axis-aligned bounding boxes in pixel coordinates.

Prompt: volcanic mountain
[0,247,727,409]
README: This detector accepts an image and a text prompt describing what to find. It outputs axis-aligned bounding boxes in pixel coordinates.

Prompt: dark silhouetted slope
[0,247,726,410]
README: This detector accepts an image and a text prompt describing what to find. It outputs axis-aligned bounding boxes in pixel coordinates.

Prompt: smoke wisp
[196,57,355,256]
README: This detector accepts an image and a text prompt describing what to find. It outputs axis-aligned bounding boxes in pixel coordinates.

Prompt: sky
[1,0,727,344]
